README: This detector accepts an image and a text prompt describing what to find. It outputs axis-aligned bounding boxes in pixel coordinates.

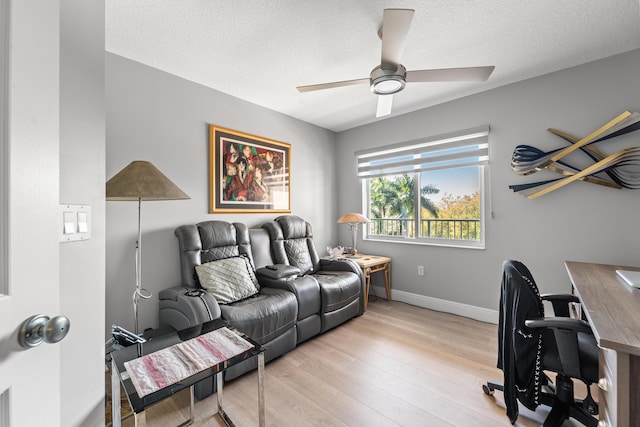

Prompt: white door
[0,0,65,425]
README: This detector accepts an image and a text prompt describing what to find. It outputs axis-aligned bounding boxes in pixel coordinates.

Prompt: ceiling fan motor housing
[370,64,407,95]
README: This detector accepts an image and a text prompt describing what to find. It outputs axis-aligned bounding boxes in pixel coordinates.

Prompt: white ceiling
[106,1,640,132]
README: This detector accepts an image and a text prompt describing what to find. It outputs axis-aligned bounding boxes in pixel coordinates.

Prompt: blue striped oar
[526,147,640,199]
[511,111,632,176]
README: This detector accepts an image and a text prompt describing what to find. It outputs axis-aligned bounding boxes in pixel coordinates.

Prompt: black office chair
[483,260,599,427]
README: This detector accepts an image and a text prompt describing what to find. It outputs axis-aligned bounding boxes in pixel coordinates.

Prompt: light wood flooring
[107,300,594,426]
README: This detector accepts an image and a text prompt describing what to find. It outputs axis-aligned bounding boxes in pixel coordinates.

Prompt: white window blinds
[356,126,490,178]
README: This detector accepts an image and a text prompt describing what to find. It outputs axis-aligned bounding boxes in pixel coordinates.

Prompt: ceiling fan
[296,9,495,118]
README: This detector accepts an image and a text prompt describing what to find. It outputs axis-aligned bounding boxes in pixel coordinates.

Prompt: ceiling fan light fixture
[373,79,404,94]
[370,65,406,95]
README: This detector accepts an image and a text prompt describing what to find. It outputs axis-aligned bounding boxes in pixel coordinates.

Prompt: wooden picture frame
[209,125,291,213]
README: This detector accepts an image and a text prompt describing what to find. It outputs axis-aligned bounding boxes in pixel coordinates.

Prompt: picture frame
[209,125,291,213]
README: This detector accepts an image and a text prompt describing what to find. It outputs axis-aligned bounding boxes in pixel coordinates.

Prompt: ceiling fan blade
[406,66,495,83]
[376,95,393,117]
[296,78,369,93]
[380,9,415,70]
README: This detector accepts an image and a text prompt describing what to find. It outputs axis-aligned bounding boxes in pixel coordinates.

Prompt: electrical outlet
[418,265,424,276]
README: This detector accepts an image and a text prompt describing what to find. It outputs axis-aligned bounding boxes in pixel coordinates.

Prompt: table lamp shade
[107,161,190,201]
[337,213,369,257]
[337,213,369,224]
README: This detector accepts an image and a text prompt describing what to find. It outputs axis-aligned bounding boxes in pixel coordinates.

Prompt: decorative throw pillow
[195,256,259,304]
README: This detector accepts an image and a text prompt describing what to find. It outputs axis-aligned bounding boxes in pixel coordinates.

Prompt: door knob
[18,314,70,348]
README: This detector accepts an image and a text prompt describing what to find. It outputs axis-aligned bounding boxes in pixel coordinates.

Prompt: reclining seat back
[176,221,254,289]
[264,215,364,332]
[252,226,322,343]
[267,215,319,274]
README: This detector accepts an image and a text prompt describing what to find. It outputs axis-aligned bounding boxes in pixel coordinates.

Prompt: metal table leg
[176,385,195,427]
[258,353,265,427]
[215,353,266,427]
[216,371,235,426]
[111,359,121,427]
[133,411,146,426]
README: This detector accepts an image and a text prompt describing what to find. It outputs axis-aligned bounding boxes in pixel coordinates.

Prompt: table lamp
[107,161,189,334]
[337,213,369,258]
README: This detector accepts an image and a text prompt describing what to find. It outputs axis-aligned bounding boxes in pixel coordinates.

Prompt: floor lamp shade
[106,161,189,334]
[106,161,189,201]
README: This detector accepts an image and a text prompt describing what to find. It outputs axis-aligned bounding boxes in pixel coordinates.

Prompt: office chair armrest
[540,293,580,317]
[525,317,592,334]
[525,317,594,378]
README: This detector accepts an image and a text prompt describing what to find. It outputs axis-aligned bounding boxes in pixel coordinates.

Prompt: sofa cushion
[220,287,298,344]
[195,256,259,304]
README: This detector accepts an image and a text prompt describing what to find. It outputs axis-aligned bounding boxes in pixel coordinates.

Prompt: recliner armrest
[159,286,222,331]
[255,264,301,281]
[319,258,361,275]
[318,258,365,315]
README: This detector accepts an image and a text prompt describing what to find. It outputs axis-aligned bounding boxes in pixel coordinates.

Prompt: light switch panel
[63,211,76,234]
[59,204,91,242]
[77,211,88,233]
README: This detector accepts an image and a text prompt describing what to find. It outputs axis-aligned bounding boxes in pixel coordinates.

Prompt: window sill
[364,236,485,250]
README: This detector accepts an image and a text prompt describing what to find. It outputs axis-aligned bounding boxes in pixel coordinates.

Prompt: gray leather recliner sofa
[158,215,364,399]
[263,215,365,332]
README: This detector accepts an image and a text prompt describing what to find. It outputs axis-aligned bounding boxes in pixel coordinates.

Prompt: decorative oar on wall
[509,111,640,199]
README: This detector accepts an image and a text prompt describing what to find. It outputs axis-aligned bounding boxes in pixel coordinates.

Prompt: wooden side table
[348,254,391,310]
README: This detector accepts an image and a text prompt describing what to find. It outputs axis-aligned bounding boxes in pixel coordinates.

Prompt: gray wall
[106,54,336,335]
[336,48,640,318]
[59,0,105,425]
[107,48,640,333]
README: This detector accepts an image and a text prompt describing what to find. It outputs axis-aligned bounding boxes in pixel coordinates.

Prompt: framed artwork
[209,125,291,213]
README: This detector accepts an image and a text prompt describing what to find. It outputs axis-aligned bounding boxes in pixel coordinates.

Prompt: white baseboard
[371,285,498,324]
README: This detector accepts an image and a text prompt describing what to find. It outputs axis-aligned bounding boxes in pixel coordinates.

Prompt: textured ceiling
[106,0,640,132]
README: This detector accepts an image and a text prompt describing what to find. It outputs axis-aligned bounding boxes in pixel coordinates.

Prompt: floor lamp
[337,213,369,258]
[106,161,189,334]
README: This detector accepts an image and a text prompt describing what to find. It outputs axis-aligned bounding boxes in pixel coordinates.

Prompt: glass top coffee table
[110,319,265,427]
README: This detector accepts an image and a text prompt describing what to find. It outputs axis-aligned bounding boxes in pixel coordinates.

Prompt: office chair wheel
[482,383,494,395]
[483,380,503,396]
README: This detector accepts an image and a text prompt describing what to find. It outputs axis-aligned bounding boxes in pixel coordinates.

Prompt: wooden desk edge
[565,260,640,355]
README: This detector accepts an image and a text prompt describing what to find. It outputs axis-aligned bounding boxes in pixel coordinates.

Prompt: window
[357,126,489,248]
